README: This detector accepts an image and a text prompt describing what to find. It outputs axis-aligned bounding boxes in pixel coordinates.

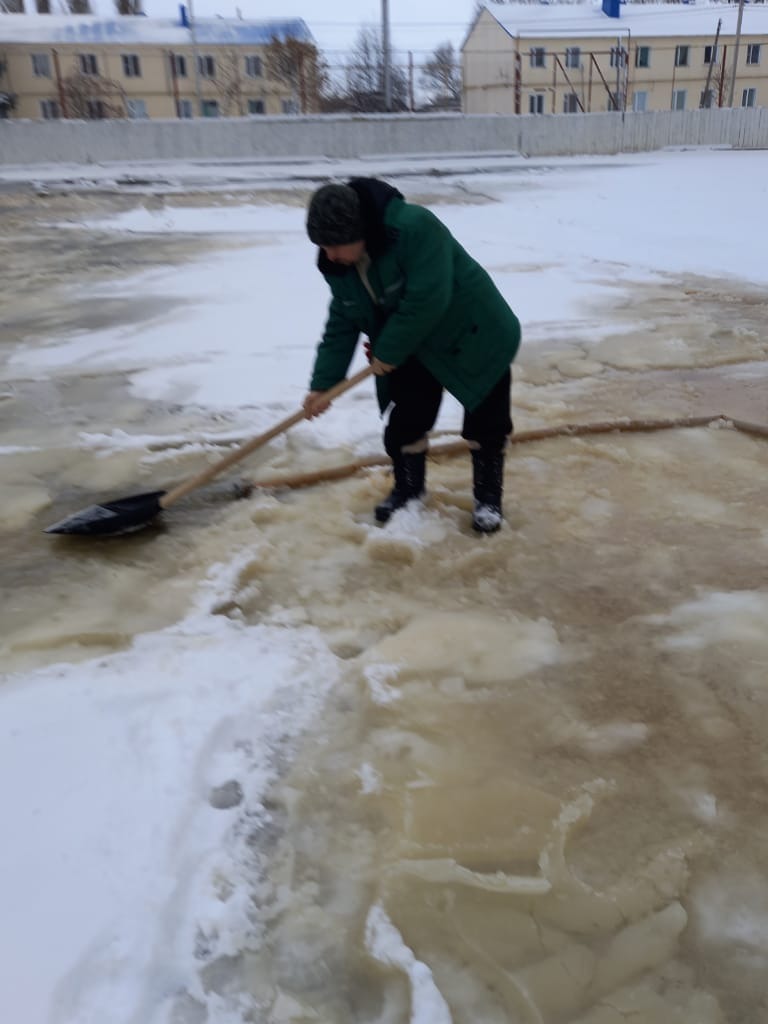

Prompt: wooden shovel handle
[160,364,374,509]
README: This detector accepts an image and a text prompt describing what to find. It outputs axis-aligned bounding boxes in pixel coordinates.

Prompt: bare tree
[345,25,408,112]
[420,42,461,110]
[0,92,17,117]
[347,26,380,100]
[0,61,17,117]
[708,57,729,108]
[264,37,327,114]
[61,70,126,119]
[212,49,244,117]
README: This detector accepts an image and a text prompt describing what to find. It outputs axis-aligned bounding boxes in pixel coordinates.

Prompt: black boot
[375,451,426,523]
[471,448,504,534]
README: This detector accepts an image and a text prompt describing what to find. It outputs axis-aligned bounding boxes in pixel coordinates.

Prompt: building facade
[0,13,315,120]
[464,1,768,115]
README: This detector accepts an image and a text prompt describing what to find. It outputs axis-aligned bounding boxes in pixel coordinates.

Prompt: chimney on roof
[179,3,190,27]
[602,0,620,17]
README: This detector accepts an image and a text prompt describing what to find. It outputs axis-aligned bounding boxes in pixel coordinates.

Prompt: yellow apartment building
[464,1,768,114]
[0,11,314,119]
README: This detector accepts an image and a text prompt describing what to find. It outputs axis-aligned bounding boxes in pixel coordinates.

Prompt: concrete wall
[1,108,766,166]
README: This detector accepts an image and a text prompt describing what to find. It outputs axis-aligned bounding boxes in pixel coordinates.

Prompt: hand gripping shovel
[45,366,374,538]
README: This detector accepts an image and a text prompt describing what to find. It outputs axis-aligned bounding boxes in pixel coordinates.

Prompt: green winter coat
[310,188,521,413]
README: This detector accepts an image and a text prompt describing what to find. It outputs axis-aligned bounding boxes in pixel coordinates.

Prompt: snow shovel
[45,365,374,538]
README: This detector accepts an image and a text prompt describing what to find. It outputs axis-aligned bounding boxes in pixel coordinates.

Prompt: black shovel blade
[45,490,167,537]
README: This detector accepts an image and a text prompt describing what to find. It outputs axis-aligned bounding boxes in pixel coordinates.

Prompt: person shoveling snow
[303,178,521,534]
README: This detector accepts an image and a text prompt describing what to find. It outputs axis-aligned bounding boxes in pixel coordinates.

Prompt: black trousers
[383,356,513,457]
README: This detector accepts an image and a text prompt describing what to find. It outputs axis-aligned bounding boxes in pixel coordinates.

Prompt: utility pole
[700,18,721,108]
[727,0,745,108]
[610,36,627,110]
[382,0,392,111]
[187,0,203,117]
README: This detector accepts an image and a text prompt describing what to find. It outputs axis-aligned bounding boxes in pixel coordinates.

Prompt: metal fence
[0,107,766,166]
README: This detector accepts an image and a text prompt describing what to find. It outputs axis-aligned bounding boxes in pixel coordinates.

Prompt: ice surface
[2,150,768,1023]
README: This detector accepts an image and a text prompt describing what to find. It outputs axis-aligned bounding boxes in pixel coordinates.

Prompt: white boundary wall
[0,108,766,166]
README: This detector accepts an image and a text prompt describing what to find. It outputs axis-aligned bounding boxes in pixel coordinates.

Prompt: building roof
[0,14,314,47]
[480,1,768,40]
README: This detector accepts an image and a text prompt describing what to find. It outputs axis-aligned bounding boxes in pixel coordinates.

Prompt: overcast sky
[135,0,480,57]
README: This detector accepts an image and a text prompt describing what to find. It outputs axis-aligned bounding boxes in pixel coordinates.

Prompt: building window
[248,98,265,114]
[126,98,148,118]
[244,55,262,78]
[177,98,193,118]
[529,48,545,69]
[563,92,579,113]
[703,45,718,65]
[198,55,216,79]
[746,44,761,66]
[632,90,647,112]
[671,89,686,111]
[565,47,580,69]
[201,99,219,117]
[610,46,626,69]
[171,53,187,78]
[528,92,544,114]
[31,53,51,77]
[122,54,141,78]
[282,98,299,114]
[674,45,689,68]
[85,99,106,119]
[40,98,59,119]
[79,53,98,75]
[635,46,650,69]
[742,87,757,108]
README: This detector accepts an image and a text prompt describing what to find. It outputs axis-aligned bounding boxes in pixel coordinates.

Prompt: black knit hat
[306,184,364,247]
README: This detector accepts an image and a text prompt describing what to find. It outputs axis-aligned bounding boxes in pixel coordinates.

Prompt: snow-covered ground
[1,149,767,1024]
